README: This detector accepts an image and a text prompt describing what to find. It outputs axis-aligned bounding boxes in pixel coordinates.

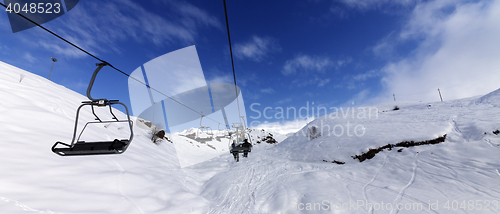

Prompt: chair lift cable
[222,0,253,162]
[0,2,223,125]
[223,0,243,125]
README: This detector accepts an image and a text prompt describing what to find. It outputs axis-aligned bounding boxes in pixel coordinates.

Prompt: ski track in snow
[0,197,63,214]
[210,164,256,214]
[451,120,468,142]
[343,177,437,214]
[420,157,500,198]
[209,158,277,214]
[205,155,330,214]
[343,179,355,209]
[484,138,497,148]
[390,153,419,214]
[363,156,388,214]
[109,159,145,214]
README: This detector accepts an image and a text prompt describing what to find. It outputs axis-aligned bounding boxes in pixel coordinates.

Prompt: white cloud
[23,52,36,63]
[276,97,292,105]
[30,0,221,58]
[336,57,352,67]
[352,70,379,81]
[173,1,223,30]
[372,31,398,58]
[341,89,371,107]
[318,79,331,87]
[337,0,417,10]
[260,88,275,94]
[368,0,500,104]
[329,5,350,19]
[250,117,315,135]
[206,74,233,84]
[292,76,331,87]
[38,41,87,58]
[234,36,280,62]
[283,55,349,87]
[336,70,379,90]
[283,55,347,75]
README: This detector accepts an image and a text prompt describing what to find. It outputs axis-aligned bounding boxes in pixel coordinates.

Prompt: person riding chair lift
[242,139,251,157]
[231,138,252,162]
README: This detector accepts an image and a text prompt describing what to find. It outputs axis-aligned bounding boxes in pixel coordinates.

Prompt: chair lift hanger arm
[86,62,109,102]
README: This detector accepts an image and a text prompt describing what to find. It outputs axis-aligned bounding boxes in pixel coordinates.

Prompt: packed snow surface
[1,60,500,213]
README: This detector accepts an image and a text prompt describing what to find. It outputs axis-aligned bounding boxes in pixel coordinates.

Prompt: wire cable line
[0,2,224,124]
[222,0,243,125]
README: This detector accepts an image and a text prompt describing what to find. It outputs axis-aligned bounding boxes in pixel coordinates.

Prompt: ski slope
[1,60,500,214]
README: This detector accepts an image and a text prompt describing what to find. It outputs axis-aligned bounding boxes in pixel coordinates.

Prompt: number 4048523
[5,3,61,14]
[443,200,498,211]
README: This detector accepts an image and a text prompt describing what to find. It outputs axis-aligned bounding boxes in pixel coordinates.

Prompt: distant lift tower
[48,57,57,80]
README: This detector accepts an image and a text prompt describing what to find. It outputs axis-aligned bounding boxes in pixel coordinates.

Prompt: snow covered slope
[199,93,500,213]
[0,61,283,213]
[2,60,500,214]
[477,87,500,107]
[0,61,202,213]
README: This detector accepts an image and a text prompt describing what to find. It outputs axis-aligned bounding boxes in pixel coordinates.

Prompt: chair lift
[52,62,134,156]
[228,123,252,162]
[197,115,213,137]
[217,123,228,137]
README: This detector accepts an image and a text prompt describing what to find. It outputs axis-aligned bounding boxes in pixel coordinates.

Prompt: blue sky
[1,0,500,129]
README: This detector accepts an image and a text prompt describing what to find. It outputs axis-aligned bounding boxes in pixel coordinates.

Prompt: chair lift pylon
[52,62,134,156]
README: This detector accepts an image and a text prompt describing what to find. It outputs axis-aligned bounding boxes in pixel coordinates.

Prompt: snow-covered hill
[168,127,284,168]
[0,61,283,213]
[2,60,500,214]
[200,93,500,213]
[0,61,192,213]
